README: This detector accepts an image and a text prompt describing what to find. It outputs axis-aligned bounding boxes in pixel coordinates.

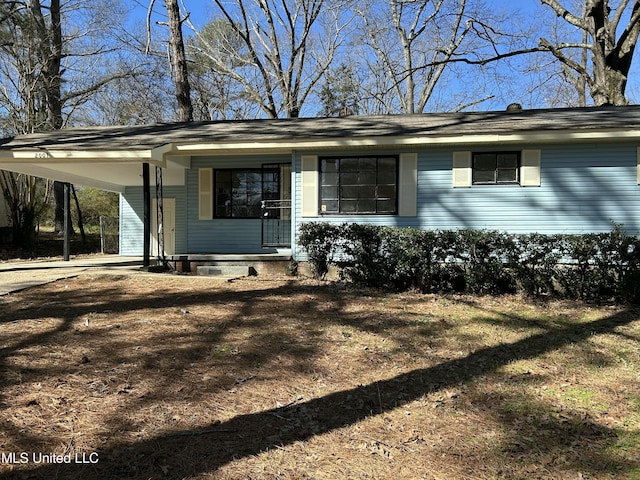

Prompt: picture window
[319,156,397,214]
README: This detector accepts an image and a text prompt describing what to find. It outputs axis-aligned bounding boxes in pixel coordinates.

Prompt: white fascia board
[173,138,391,153]
[427,129,640,146]
[151,145,193,171]
[150,144,175,166]
[168,128,640,154]
[0,149,157,165]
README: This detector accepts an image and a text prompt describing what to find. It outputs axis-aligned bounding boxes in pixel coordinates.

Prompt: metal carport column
[143,162,151,268]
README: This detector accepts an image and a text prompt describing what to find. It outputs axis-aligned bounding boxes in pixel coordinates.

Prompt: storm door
[261,163,292,248]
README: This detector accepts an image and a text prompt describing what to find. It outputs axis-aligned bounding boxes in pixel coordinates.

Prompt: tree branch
[540,0,588,29]
[453,94,495,112]
[432,46,547,67]
[539,37,593,89]
[145,0,157,55]
[611,0,632,33]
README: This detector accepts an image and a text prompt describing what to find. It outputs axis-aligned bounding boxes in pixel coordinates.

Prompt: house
[0,105,639,268]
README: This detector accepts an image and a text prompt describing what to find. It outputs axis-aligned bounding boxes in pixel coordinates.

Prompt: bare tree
[0,0,131,133]
[147,0,193,122]
[0,171,51,247]
[0,0,129,242]
[539,0,640,106]
[31,0,64,129]
[356,0,522,113]
[189,0,349,118]
[27,0,69,234]
[187,19,260,120]
[82,56,177,125]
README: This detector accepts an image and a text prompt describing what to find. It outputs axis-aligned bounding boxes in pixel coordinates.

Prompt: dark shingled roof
[1,105,640,151]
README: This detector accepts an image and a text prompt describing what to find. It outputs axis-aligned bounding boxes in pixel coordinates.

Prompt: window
[320,156,397,214]
[214,168,278,218]
[472,152,520,185]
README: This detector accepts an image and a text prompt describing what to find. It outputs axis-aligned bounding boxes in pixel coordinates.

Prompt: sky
[127,0,640,111]
[134,0,543,34]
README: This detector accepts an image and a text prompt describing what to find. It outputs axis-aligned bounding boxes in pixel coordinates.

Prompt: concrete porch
[165,252,294,276]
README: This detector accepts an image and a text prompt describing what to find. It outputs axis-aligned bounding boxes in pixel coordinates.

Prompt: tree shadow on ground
[1,278,637,479]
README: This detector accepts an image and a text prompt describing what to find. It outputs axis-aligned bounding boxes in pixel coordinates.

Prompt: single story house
[0,105,640,267]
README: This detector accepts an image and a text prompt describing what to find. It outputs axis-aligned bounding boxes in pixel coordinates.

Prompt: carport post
[63,182,70,261]
[143,162,151,267]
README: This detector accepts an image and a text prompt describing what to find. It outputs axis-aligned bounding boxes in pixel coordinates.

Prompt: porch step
[195,265,255,278]
[168,253,292,275]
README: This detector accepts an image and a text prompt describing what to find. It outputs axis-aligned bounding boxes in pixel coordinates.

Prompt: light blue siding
[186,155,291,253]
[292,143,640,259]
[119,189,143,256]
[419,143,639,234]
[121,143,640,258]
[119,186,186,256]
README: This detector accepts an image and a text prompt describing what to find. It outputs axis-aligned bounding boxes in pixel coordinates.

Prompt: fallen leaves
[0,276,638,479]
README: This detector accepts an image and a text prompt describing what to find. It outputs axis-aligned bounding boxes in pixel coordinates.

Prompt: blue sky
[135,0,544,32]
[129,0,639,110]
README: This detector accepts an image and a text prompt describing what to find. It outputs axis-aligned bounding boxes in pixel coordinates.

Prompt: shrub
[509,232,564,297]
[454,229,517,295]
[297,222,343,279]
[297,222,640,303]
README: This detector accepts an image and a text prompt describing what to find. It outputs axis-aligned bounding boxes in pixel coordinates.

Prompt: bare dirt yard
[0,272,639,479]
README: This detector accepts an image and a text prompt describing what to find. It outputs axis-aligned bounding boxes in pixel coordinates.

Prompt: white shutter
[398,153,418,216]
[198,168,213,220]
[452,151,472,187]
[637,147,640,185]
[301,155,318,217]
[521,149,541,187]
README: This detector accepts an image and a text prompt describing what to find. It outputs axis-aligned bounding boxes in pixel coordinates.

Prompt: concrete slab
[196,265,254,278]
[0,255,144,295]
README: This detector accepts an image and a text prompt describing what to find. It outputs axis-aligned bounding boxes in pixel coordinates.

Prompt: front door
[152,198,175,256]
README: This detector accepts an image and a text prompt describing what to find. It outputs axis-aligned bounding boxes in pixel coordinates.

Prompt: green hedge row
[297,222,640,302]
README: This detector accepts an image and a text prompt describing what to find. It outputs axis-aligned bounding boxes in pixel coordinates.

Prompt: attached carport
[0,125,192,267]
[0,116,407,266]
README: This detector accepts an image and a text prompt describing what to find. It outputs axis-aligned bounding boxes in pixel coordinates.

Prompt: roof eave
[165,127,640,156]
[0,149,159,165]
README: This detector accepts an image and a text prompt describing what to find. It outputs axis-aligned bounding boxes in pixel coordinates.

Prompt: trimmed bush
[297,222,343,279]
[297,223,640,303]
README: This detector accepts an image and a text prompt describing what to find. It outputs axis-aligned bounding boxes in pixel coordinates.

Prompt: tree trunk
[165,0,193,122]
[592,68,629,106]
[541,0,640,106]
[31,0,68,235]
[71,184,86,242]
[45,0,64,129]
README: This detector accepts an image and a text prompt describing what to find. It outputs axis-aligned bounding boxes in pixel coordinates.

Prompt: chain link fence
[99,216,119,254]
